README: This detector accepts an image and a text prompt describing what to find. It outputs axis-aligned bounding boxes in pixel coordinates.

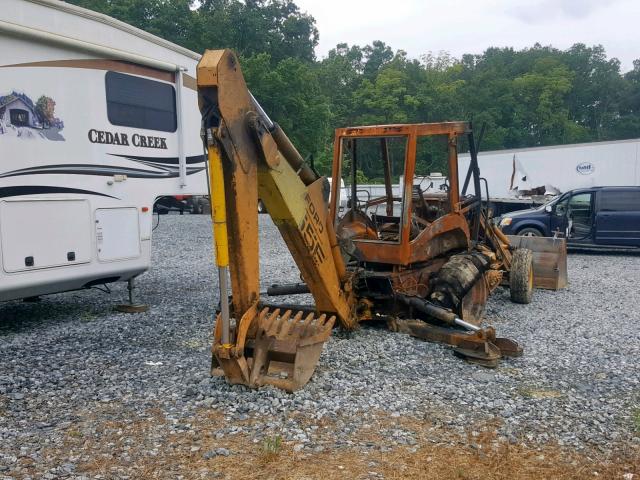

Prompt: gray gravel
[1,215,639,476]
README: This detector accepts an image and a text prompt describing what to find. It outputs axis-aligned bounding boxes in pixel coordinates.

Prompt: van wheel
[510,248,534,304]
[517,227,543,237]
[258,200,266,214]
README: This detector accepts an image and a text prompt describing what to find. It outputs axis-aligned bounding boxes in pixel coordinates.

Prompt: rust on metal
[506,235,568,290]
[197,48,567,392]
[211,304,335,392]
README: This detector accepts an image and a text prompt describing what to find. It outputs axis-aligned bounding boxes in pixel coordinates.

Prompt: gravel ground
[1,214,639,478]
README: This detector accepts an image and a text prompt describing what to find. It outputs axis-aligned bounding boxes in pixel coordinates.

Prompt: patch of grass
[67,429,83,438]
[633,408,640,433]
[260,434,282,463]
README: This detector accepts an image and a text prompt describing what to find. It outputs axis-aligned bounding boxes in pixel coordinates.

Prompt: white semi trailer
[458,137,640,215]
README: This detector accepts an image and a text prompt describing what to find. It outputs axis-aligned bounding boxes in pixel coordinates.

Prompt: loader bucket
[506,235,568,290]
[212,304,335,392]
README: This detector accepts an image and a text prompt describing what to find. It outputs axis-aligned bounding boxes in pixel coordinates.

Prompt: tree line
[68,0,640,175]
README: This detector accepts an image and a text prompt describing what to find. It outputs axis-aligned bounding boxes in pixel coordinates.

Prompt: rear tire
[258,200,266,214]
[510,248,534,304]
[199,198,211,215]
[517,227,543,237]
[190,198,202,214]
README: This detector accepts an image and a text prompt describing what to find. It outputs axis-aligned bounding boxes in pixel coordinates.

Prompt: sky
[294,0,639,72]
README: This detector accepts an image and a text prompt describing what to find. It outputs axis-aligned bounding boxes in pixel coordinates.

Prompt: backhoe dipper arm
[197,48,353,325]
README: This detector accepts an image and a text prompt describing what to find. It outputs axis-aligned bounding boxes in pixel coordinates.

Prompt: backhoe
[197,49,567,392]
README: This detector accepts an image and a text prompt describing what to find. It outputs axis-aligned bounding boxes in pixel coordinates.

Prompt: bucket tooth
[277,310,298,337]
[212,306,335,392]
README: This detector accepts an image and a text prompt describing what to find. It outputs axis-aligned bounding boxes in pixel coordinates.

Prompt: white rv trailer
[0,0,207,302]
[458,137,640,215]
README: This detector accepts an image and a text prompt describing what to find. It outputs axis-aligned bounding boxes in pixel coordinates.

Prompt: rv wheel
[509,248,534,304]
[188,198,201,214]
[199,198,211,215]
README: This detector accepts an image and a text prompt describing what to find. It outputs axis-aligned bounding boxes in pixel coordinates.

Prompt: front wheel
[509,248,534,304]
[517,227,543,237]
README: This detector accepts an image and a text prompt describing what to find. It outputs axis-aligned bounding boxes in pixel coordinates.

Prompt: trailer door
[0,199,92,272]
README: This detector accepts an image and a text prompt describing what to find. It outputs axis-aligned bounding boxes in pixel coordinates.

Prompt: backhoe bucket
[212,304,335,392]
[506,235,568,290]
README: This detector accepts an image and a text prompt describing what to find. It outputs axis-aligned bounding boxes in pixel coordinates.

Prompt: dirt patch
[28,405,639,480]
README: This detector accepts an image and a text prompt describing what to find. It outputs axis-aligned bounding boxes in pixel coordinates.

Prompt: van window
[599,190,640,212]
[553,195,569,216]
[568,192,593,235]
[105,71,177,132]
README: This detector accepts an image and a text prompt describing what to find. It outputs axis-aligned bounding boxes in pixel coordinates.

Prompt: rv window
[105,71,177,132]
[599,190,640,212]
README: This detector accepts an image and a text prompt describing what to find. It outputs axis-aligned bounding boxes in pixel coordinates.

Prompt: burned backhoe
[197,49,567,392]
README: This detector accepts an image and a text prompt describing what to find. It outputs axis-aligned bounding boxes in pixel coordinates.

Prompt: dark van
[499,187,640,248]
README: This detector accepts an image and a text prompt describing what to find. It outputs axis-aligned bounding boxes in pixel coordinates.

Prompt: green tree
[66,0,318,60]
[241,53,331,163]
[353,66,419,125]
[562,44,626,139]
[66,0,200,50]
[317,43,364,126]
[362,40,394,80]
[512,58,580,145]
[196,0,317,62]
[607,59,640,139]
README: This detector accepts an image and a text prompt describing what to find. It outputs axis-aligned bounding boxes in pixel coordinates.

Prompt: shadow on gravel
[0,298,103,334]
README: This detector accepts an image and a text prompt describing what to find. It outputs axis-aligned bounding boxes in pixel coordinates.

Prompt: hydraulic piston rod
[397,295,481,332]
